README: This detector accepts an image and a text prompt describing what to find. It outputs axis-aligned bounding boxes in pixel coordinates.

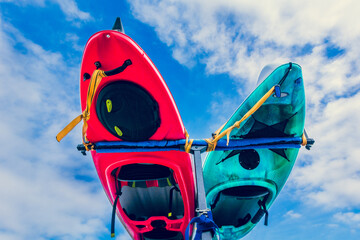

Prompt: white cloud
[65,33,83,51]
[206,91,242,133]
[52,0,91,21]
[0,0,45,5]
[128,0,360,211]
[292,92,360,209]
[334,212,360,229]
[0,18,112,240]
[129,0,360,83]
[284,210,302,219]
[1,0,91,22]
[116,233,132,240]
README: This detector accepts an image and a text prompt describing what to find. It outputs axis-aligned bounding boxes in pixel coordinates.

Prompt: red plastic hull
[80,30,195,239]
[80,30,185,142]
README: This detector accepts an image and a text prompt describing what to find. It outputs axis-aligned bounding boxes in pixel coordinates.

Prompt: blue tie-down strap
[185,211,220,240]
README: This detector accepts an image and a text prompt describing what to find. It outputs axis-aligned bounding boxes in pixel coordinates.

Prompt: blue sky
[0,0,360,240]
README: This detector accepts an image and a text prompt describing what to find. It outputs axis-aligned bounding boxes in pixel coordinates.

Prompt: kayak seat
[96,81,160,141]
[118,164,172,181]
[117,164,184,221]
[211,186,269,228]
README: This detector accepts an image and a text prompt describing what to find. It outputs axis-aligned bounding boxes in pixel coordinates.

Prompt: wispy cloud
[1,0,92,22]
[0,0,46,5]
[334,212,360,229]
[52,0,92,22]
[128,0,360,212]
[0,17,110,240]
[65,33,83,51]
[284,210,302,219]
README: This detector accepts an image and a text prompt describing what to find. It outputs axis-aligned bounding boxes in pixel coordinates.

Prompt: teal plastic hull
[203,63,305,239]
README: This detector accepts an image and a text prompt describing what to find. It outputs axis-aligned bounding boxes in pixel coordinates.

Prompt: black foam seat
[118,164,172,181]
[115,164,185,221]
[211,186,269,228]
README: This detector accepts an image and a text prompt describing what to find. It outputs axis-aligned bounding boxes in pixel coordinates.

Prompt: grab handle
[104,59,132,76]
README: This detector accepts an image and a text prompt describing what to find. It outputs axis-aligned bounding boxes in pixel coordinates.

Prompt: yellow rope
[185,129,189,144]
[205,138,217,152]
[185,139,194,153]
[184,129,193,153]
[212,122,226,138]
[206,86,276,151]
[56,70,107,143]
[301,132,307,146]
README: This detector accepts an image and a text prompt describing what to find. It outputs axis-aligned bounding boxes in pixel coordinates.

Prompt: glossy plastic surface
[92,150,195,240]
[203,63,305,240]
[80,30,185,142]
[80,30,195,239]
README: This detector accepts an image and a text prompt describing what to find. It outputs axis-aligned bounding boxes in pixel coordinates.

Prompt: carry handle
[104,59,132,76]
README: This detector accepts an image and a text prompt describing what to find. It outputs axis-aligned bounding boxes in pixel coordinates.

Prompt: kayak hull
[79,30,195,239]
[203,63,305,239]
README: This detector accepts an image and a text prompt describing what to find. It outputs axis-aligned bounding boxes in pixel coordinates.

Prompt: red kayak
[73,19,194,239]
[80,31,184,143]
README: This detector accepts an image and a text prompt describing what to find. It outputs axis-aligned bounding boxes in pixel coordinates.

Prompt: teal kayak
[203,63,305,239]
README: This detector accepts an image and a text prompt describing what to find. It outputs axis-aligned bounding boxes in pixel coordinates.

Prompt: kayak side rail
[77,137,315,155]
